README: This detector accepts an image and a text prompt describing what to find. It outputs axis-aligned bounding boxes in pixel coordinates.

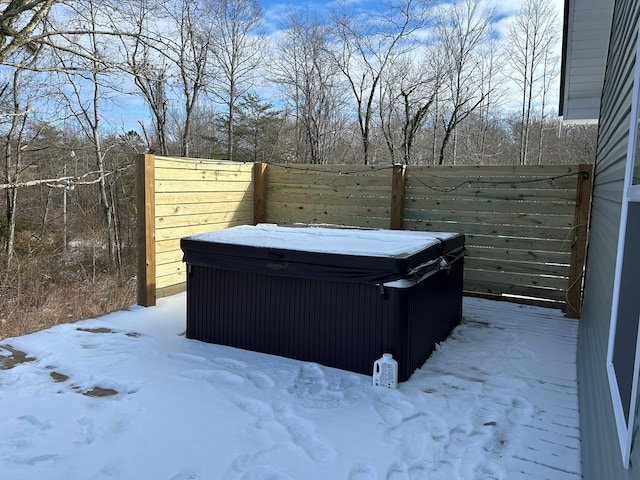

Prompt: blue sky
[258,0,565,35]
[105,0,565,133]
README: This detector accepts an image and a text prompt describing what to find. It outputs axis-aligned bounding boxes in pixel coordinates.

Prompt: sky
[102,0,567,134]
[257,0,566,35]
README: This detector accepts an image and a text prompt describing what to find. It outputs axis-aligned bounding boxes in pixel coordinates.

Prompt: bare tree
[50,0,122,267]
[209,0,265,161]
[2,67,27,264]
[474,30,507,164]
[272,7,346,164]
[379,49,441,165]
[535,43,560,164]
[0,0,56,63]
[165,0,214,157]
[434,0,494,165]
[330,0,432,165]
[507,0,559,165]
[111,0,170,154]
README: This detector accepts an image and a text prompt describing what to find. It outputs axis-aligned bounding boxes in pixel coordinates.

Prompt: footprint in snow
[233,397,275,423]
[288,363,367,409]
[169,353,210,364]
[349,462,378,480]
[386,413,447,463]
[247,371,275,389]
[18,415,52,433]
[232,397,290,443]
[213,357,248,370]
[239,465,295,480]
[181,369,244,385]
[472,462,504,480]
[169,468,202,480]
[87,461,123,479]
[9,453,58,466]
[409,459,456,480]
[373,392,415,426]
[386,462,409,480]
[77,416,96,445]
[274,405,337,463]
[232,443,299,473]
[409,459,455,480]
[506,395,534,424]
[374,402,404,426]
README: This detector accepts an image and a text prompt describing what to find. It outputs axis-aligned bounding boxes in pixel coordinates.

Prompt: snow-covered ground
[0,293,581,480]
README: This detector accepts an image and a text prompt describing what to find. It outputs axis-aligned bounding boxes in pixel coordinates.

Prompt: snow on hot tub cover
[180,224,465,285]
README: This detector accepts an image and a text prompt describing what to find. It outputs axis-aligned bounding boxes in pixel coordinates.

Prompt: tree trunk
[3,68,23,266]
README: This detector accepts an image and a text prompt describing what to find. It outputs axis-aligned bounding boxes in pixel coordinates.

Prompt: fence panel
[403,164,588,310]
[137,157,591,315]
[265,164,394,229]
[137,155,254,304]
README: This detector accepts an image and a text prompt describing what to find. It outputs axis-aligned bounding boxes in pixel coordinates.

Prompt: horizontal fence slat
[265,191,392,208]
[155,156,253,170]
[267,203,389,218]
[467,246,570,265]
[156,200,251,216]
[156,239,183,255]
[464,268,568,290]
[464,270,567,302]
[403,219,572,241]
[267,163,395,174]
[156,179,252,193]
[265,210,390,229]
[155,191,252,205]
[156,270,187,291]
[156,261,185,278]
[404,197,576,216]
[405,174,579,189]
[155,220,250,242]
[155,168,253,182]
[466,257,570,277]
[269,174,392,189]
[405,185,577,201]
[156,208,253,229]
[403,209,573,228]
[464,282,566,303]
[157,249,184,266]
[464,233,572,252]
[406,164,582,177]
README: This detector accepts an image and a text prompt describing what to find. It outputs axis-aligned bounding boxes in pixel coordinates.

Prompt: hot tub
[180,224,465,382]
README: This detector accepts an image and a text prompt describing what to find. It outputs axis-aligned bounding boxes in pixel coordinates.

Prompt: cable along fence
[137,155,592,318]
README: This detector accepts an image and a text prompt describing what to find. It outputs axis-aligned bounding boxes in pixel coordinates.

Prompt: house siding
[579,0,640,477]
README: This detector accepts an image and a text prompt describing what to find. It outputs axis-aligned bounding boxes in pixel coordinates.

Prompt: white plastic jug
[373,353,398,388]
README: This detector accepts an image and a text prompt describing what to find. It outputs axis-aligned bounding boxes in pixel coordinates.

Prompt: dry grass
[0,253,137,341]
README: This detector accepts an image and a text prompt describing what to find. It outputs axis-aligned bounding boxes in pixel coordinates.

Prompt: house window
[607,22,640,469]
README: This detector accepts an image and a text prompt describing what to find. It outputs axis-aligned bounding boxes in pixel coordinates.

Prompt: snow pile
[0,294,580,479]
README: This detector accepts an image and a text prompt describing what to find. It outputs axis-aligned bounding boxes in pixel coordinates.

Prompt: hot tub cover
[181,224,464,285]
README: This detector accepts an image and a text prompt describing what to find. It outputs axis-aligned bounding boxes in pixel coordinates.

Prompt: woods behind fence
[137,154,592,318]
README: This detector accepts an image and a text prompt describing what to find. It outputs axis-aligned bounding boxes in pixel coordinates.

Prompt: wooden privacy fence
[137,154,593,318]
[136,155,256,304]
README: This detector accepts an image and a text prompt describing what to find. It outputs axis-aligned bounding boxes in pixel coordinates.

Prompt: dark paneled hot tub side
[180,225,465,382]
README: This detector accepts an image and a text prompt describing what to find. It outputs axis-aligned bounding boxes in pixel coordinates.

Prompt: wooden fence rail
[136,154,593,318]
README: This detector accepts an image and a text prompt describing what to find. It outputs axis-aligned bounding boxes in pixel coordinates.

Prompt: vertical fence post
[136,153,156,307]
[566,163,594,318]
[390,164,406,230]
[253,162,268,224]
